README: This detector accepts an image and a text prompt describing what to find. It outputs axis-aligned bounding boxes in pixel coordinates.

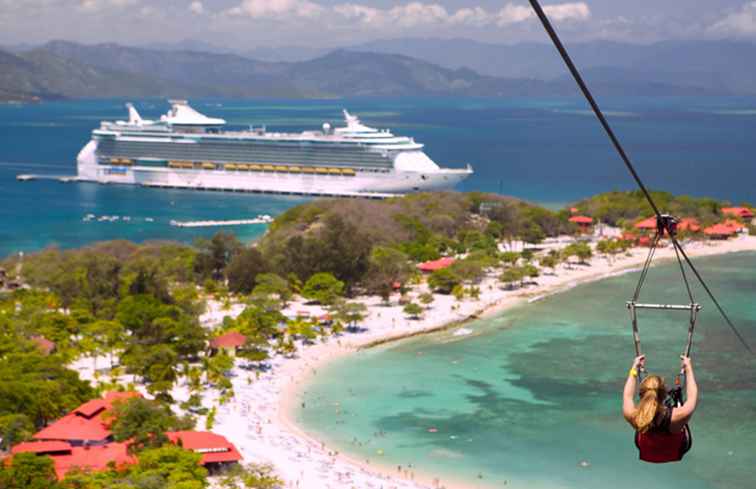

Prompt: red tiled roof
[723,219,745,231]
[634,217,657,230]
[209,332,247,349]
[568,215,593,224]
[704,224,736,236]
[569,207,579,214]
[166,431,242,465]
[722,207,754,219]
[677,218,701,233]
[33,392,142,443]
[417,257,455,272]
[103,391,141,405]
[11,441,71,455]
[34,412,112,442]
[74,399,108,418]
[52,442,134,479]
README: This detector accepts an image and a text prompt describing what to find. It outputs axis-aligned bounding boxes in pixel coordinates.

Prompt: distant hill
[0,40,727,101]
[352,38,756,94]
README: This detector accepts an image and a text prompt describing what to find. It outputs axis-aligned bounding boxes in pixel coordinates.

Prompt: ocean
[2,96,756,257]
[295,252,756,489]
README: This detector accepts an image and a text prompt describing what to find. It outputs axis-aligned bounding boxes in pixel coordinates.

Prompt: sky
[1,0,756,48]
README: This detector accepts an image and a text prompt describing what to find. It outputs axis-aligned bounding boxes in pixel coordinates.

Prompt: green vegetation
[108,397,194,453]
[570,190,740,227]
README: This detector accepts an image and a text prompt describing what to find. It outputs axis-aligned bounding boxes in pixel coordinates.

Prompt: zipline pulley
[627,214,701,382]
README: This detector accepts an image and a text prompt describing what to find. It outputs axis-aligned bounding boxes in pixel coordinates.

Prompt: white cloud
[189,1,204,15]
[496,2,589,26]
[496,4,533,26]
[223,0,591,29]
[79,0,139,12]
[709,1,756,36]
[225,0,324,19]
[543,2,591,22]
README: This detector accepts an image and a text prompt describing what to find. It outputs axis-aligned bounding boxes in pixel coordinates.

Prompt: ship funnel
[126,103,143,125]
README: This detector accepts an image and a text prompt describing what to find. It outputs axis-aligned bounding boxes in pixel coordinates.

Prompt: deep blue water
[2,96,756,257]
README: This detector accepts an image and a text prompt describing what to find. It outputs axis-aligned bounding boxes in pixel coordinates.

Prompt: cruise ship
[76,101,473,197]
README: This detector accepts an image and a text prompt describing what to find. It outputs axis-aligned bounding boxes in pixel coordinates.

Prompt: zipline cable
[528,0,753,355]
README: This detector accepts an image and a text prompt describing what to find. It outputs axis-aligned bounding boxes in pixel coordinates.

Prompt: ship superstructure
[76,101,472,197]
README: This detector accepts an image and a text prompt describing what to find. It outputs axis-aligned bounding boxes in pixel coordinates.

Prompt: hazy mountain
[352,38,756,94]
[0,41,723,101]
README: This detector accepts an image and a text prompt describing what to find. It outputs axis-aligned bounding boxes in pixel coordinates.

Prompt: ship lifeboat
[274,166,289,172]
[288,166,301,173]
[202,162,216,170]
[315,167,329,174]
[225,164,238,171]
[263,165,276,172]
[328,168,342,175]
[249,164,262,171]
[341,168,356,176]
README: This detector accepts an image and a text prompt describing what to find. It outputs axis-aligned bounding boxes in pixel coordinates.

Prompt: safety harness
[628,214,698,463]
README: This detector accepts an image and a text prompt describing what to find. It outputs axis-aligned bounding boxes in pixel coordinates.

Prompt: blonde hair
[633,375,667,433]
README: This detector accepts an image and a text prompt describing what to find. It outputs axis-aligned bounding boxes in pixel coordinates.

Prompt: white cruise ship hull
[77,140,471,197]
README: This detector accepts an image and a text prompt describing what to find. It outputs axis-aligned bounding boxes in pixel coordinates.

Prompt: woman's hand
[680,355,693,372]
[632,355,645,370]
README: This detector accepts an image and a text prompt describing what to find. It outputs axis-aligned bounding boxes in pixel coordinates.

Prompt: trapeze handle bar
[626,302,702,311]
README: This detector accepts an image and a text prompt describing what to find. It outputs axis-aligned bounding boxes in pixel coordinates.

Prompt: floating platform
[169,216,274,228]
[16,174,83,182]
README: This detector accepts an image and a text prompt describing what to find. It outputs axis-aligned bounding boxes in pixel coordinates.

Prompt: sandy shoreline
[202,236,756,489]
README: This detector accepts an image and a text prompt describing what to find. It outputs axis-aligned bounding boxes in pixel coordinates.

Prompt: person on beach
[622,355,698,463]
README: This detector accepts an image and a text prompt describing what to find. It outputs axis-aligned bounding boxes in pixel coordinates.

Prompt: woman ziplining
[525,0,755,463]
[623,355,698,463]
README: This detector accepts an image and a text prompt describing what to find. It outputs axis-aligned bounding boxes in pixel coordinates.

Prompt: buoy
[377,449,384,455]
[428,427,438,433]
[578,460,591,468]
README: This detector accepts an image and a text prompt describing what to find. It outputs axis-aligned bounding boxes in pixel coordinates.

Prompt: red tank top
[634,408,690,463]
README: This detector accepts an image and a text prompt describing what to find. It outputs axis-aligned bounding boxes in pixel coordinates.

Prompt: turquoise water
[296,252,756,489]
[2,96,756,257]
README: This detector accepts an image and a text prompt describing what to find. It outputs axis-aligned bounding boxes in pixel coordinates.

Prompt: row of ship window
[102,158,386,175]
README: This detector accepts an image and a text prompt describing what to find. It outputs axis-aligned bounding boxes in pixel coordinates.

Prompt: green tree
[500,251,519,267]
[403,302,423,320]
[418,292,434,309]
[365,246,412,301]
[130,444,207,489]
[109,397,193,453]
[226,248,268,295]
[219,462,282,489]
[539,255,558,275]
[427,268,462,294]
[0,414,35,450]
[499,267,524,290]
[0,452,60,489]
[252,273,291,305]
[331,301,367,331]
[302,273,344,305]
[194,232,241,281]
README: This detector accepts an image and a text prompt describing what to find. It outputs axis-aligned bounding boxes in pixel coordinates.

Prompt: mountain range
[2,38,753,102]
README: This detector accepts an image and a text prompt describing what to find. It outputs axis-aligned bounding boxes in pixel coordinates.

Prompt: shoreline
[206,236,756,489]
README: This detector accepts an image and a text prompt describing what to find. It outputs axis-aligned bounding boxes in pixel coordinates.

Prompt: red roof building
[634,217,658,230]
[209,332,247,350]
[677,218,701,233]
[723,219,745,232]
[11,393,240,479]
[417,257,456,272]
[166,431,242,465]
[721,207,754,219]
[569,216,594,225]
[704,223,737,239]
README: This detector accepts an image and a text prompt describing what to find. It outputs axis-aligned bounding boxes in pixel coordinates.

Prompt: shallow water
[3,96,756,257]
[295,252,756,489]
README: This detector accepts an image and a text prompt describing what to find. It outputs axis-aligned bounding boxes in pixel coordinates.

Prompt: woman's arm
[671,356,698,428]
[623,355,644,424]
